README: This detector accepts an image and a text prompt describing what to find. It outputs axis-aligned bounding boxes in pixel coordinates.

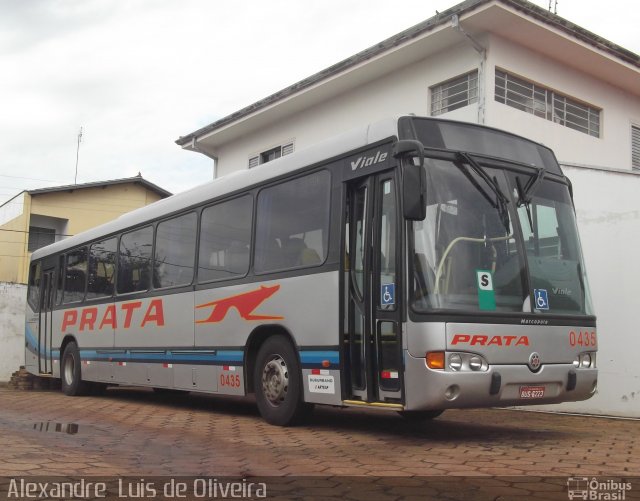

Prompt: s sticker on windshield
[476,270,496,311]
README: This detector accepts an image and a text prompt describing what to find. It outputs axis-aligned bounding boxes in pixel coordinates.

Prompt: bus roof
[31,115,560,261]
[31,117,399,260]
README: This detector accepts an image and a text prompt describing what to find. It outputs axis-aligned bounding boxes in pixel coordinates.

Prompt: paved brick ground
[0,386,638,499]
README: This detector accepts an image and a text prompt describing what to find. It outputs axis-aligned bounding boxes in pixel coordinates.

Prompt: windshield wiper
[456,152,509,207]
[455,152,511,232]
[516,167,545,206]
[515,167,544,232]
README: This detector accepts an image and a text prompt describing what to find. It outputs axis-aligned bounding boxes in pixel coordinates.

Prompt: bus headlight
[445,352,489,372]
[448,354,462,371]
[574,352,596,369]
[469,356,484,371]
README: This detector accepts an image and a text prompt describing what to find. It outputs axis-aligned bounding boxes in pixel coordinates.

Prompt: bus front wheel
[61,342,90,396]
[254,335,313,426]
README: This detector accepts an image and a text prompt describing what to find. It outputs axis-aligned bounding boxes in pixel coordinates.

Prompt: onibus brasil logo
[567,477,632,500]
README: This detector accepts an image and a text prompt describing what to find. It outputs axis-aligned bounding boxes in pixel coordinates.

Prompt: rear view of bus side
[25,116,597,426]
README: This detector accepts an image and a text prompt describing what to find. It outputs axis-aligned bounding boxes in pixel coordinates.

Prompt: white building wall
[216,42,481,177]
[532,167,640,417]
[485,34,640,171]
[200,33,640,417]
[0,283,26,381]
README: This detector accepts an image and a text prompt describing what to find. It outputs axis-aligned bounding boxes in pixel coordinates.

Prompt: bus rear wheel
[254,335,313,426]
[61,342,90,396]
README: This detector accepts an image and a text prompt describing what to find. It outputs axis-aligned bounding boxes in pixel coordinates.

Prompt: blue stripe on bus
[26,327,337,369]
[299,350,340,368]
[78,350,244,365]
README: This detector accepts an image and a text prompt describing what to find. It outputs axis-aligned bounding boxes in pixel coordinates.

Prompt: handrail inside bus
[433,234,513,295]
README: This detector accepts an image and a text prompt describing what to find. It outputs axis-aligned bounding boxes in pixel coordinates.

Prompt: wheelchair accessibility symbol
[534,289,549,310]
[381,284,395,306]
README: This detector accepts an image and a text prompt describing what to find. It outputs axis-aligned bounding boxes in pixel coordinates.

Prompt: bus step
[343,400,404,411]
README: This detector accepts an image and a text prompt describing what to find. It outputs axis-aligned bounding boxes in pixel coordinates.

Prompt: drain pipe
[190,137,219,179]
[451,14,487,124]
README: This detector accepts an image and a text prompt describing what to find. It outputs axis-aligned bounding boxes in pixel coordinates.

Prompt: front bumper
[404,351,598,411]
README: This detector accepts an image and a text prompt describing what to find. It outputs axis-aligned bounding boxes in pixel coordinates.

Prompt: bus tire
[61,342,90,396]
[254,335,313,426]
[398,410,444,421]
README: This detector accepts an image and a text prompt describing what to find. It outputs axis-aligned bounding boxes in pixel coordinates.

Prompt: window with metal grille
[248,141,294,168]
[495,69,600,137]
[28,226,56,252]
[430,71,478,116]
[632,125,640,171]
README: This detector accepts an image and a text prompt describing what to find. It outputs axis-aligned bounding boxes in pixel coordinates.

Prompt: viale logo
[351,151,388,171]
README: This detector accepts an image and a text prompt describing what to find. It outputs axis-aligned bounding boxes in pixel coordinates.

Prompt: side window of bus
[154,212,197,288]
[87,237,117,300]
[254,170,331,273]
[27,261,42,310]
[63,248,88,303]
[198,196,252,283]
[56,255,64,305]
[118,226,153,294]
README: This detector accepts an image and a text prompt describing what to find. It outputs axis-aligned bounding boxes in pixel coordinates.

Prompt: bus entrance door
[38,268,55,375]
[344,172,404,406]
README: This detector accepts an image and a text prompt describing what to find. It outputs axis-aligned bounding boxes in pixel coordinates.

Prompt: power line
[0,228,73,237]
[0,174,66,183]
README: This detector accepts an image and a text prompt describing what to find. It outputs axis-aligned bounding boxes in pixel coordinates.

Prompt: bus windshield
[412,156,593,316]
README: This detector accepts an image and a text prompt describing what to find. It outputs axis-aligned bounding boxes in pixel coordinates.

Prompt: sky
[1,0,638,206]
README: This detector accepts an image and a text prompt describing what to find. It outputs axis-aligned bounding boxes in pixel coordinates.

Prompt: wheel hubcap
[64,356,74,386]
[261,355,289,406]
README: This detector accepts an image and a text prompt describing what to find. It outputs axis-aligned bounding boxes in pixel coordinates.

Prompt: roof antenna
[74,126,83,185]
[548,0,558,13]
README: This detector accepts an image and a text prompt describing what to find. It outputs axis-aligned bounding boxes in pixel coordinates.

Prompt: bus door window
[349,184,368,391]
[376,178,401,393]
[27,261,42,311]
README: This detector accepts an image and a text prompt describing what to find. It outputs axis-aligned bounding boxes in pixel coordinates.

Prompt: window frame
[86,237,118,301]
[248,140,295,168]
[152,211,198,291]
[253,169,332,275]
[430,71,479,117]
[495,68,601,138]
[62,246,89,304]
[116,225,155,296]
[632,124,640,171]
[197,194,254,285]
[28,226,56,253]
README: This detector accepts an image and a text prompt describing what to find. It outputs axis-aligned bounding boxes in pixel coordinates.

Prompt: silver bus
[25,116,597,425]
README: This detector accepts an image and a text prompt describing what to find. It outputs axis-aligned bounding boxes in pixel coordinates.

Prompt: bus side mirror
[394,140,427,221]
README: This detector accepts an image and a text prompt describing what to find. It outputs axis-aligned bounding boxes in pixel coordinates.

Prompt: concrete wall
[531,166,640,418]
[0,282,26,381]
[205,34,640,417]
[216,42,481,176]
[486,35,640,171]
[0,198,30,285]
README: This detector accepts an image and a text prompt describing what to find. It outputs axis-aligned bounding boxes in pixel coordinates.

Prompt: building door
[344,170,404,404]
[38,268,55,374]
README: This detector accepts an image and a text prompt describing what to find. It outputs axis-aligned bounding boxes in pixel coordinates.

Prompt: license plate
[519,385,545,399]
